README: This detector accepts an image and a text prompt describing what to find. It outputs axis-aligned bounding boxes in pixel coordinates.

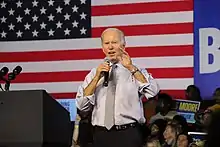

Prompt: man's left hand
[117,47,134,70]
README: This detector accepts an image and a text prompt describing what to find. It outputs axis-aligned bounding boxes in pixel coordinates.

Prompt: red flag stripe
[3,67,193,83]
[0,45,193,62]
[91,1,193,16]
[92,23,193,37]
[52,90,186,99]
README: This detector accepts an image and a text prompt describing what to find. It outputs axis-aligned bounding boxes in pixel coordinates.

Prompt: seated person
[207,87,220,112]
[145,138,161,147]
[176,133,193,147]
[172,115,188,134]
[148,119,167,144]
[205,110,220,147]
[194,88,220,132]
[149,93,178,124]
[185,85,202,102]
[162,121,182,147]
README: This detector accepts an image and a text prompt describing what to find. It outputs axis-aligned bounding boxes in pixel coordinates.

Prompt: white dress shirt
[76,62,160,127]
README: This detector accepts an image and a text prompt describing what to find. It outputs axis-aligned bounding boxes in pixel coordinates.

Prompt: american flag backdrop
[0,0,193,100]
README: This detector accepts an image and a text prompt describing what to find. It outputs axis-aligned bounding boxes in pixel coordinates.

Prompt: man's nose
[108,43,114,50]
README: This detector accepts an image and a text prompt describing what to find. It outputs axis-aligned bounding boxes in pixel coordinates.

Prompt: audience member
[185,85,202,102]
[176,133,193,147]
[145,138,161,147]
[207,87,220,112]
[149,93,178,124]
[172,115,188,134]
[205,110,220,147]
[162,121,181,147]
[148,119,167,144]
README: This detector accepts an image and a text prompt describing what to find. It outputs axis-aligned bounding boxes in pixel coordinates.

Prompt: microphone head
[13,66,22,75]
[0,67,9,77]
[104,57,110,63]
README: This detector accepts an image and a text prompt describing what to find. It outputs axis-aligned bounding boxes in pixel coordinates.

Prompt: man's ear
[120,43,126,50]
[102,47,107,54]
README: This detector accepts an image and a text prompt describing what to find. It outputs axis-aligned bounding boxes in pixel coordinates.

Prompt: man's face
[101,30,125,62]
[177,134,188,147]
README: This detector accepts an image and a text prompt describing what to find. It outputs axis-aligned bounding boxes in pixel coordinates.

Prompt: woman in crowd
[176,133,193,147]
[148,119,167,145]
[162,121,182,147]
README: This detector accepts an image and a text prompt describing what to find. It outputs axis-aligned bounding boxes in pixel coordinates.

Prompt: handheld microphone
[0,66,23,91]
[0,67,9,91]
[103,58,110,87]
[0,67,9,81]
[7,66,22,80]
[13,65,22,75]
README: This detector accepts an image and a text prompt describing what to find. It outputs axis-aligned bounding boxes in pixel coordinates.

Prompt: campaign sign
[173,99,200,123]
[56,99,77,121]
[188,132,207,142]
[194,0,220,99]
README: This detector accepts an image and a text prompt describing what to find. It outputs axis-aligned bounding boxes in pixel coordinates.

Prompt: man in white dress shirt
[76,28,160,147]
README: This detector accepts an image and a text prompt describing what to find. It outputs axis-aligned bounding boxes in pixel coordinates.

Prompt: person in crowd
[194,87,220,132]
[207,87,220,112]
[185,85,202,102]
[148,119,167,144]
[142,96,159,144]
[145,138,161,147]
[189,139,206,147]
[172,115,188,134]
[75,28,160,147]
[77,109,93,147]
[149,93,178,124]
[162,121,182,147]
[176,133,193,147]
[205,110,220,147]
[72,114,81,147]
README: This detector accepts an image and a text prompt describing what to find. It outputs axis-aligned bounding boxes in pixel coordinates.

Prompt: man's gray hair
[101,28,126,45]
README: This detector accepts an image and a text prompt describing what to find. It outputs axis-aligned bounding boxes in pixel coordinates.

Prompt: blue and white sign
[173,99,200,123]
[194,0,220,99]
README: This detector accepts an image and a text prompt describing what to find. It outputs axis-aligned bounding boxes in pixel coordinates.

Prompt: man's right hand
[95,62,110,78]
[83,62,110,97]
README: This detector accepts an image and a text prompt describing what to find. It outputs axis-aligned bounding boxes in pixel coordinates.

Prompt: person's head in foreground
[205,110,220,147]
[156,93,173,116]
[150,119,167,143]
[163,121,182,147]
[176,133,193,147]
[145,139,161,147]
[172,115,188,133]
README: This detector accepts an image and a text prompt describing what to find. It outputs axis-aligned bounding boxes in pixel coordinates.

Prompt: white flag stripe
[92,0,183,6]
[0,56,193,73]
[9,78,193,93]
[0,34,193,52]
[92,11,193,27]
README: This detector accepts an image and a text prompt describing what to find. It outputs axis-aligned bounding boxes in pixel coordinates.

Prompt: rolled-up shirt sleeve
[75,68,96,111]
[136,68,160,98]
